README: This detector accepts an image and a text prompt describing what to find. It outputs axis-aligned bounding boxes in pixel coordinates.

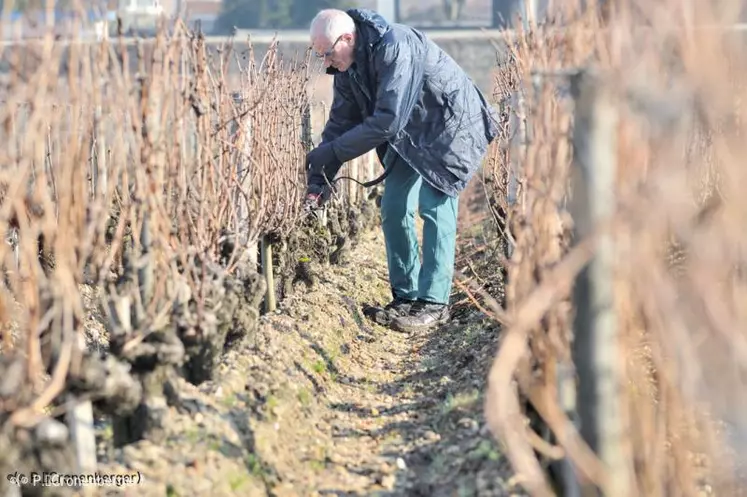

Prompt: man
[305,8,499,333]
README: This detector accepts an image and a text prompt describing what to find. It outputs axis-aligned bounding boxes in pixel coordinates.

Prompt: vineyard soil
[91,217,520,497]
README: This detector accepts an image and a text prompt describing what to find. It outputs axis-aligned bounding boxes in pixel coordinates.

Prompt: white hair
[309,9,356,43]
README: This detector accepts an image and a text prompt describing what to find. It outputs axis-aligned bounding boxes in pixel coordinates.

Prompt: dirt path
[96,227,520,497]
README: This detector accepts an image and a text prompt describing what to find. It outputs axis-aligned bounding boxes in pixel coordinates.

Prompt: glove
[306,142,343,187]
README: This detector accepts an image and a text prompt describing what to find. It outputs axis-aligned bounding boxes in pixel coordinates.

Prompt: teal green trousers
[379,151,459,305]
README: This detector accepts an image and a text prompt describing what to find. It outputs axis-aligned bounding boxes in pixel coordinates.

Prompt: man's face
[311,33,355,72]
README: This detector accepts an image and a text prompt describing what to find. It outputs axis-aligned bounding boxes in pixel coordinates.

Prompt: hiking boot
[390,300,450,333]
[363,297,414,326]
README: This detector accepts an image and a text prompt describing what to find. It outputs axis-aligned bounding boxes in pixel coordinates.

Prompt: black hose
[331,160,394,188]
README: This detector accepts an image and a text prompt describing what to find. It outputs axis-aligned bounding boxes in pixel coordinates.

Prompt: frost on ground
[93,219,521,497]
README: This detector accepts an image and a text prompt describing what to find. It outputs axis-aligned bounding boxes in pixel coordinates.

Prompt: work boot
[363,297,414,326]
[390,300,450,333]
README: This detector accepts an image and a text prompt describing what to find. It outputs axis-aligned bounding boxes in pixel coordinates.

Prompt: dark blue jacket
[321,9,500,198]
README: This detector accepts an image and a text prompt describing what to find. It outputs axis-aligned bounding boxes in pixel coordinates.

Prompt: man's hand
[304,142,343,213]
[306,142,343,186]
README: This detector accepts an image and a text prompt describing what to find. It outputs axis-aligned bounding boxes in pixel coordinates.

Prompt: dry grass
[482,0,747,495]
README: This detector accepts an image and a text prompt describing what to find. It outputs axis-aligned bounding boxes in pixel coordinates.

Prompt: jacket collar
[347,8,390,43]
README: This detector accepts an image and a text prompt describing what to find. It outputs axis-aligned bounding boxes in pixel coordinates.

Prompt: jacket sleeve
[329,40,422,163]
[321,73,362,144]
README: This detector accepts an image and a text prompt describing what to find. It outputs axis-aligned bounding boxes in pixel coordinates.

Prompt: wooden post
[554,359,582,497]
[231,93,251,229]
[67,397,96,487]
[568,68,630,497]
[505,87,528,263]
[508,88,526,210]
[8,226,19,275]
[301,103,313,156]
[138,212,154,325]
[67,332,97,496]
[348,157,358,207]
[261,236,275,313]
[368,151,376,189]
[230,92,257,269]
[301,103,326,224]
[523,0,537,30]
[92,105,107,198]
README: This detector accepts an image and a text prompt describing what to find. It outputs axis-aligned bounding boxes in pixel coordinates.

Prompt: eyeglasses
[313,35,343,59]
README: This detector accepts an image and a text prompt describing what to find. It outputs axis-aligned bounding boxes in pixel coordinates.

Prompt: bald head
[309,9,357,72]
[310,9,356,45]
